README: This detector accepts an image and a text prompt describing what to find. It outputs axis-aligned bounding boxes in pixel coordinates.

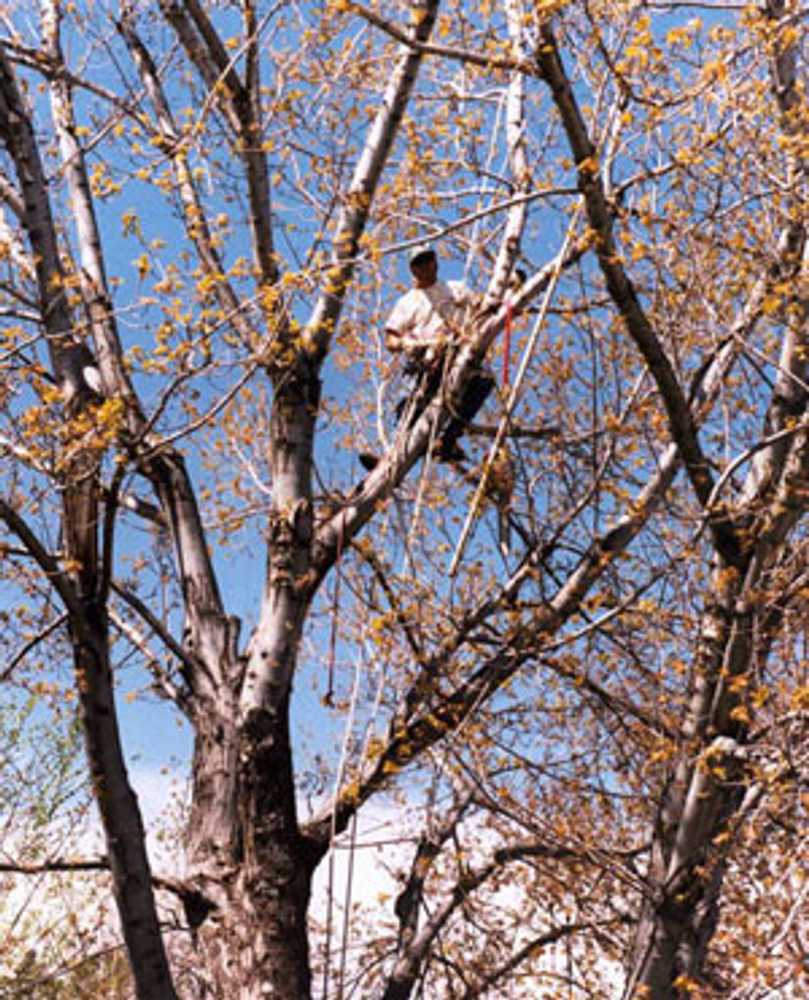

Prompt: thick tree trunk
[622,547,742,998]
[225,358,323,997]
[237,697,322,998]
[623,775,744,999]
[137,5,441,989]
[624,444,808,998]
[169,360,325,997]
[0,30,177,996]
[190,695,324,999]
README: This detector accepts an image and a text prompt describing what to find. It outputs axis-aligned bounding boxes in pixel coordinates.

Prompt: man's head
[409,243,438,288]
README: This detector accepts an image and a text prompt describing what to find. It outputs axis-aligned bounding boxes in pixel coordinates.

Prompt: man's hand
[385,328,404,353]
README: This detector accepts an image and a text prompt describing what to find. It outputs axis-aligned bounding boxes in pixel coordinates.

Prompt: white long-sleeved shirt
[384,280,474,360]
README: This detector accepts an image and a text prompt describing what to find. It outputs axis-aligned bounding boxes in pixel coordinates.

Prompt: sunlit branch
[585,3,747,111]
[534,24,743,567]
[541,648,675,741]
[0,45,89,395]
[342,1,535,76]
[459,918,630,1000]
[461,372,651,642]
[733,259,809,514]
[383,794,473,996]
[158,0,246,135]
[0,291,37,314]
[102,485,166,527]
[309,6,809,884]
[697,419,809,542]
[0,166,24,219]
[482,0,531,307]
[118,16,262,349]
[46,17,146,417]
[0,856,216,922]
[303,0,441,361]
[0,329,48,367]
[380,185,579,263]
[467,421,561,440]
[2,38,144,122]
[0,857,109,875]
[237,0,280,286]
[0,432,51,476]
[768,875,809,955]
[154,0,279,285]
[393,793,473,946]
[139,360,259,457]
[350,541,424,661]
[449,204,584,575]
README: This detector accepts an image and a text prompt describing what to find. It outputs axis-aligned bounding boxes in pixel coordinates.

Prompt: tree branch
[303,0,442,362]
[535,23,743,566]
[341,0,535,76]
[381,836,588,1000]
[1,612,68,681]
[0,856,217,930]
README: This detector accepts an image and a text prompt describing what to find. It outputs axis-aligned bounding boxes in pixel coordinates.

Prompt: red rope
[503,300,512,387]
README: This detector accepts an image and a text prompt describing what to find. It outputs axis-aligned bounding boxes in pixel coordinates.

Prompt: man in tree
[360,243,494,469]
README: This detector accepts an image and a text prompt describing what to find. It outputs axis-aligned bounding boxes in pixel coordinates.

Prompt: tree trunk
[190,694,324,999]
[72,600,178,1000]
[172,359,326,997]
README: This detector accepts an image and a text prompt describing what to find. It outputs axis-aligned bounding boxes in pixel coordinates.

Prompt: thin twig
[1,613,68,681]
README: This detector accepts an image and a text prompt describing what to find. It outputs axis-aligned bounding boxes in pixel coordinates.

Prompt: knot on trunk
[183,887,218,931]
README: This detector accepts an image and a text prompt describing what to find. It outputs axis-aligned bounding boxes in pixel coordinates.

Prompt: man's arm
[385,327,431,355]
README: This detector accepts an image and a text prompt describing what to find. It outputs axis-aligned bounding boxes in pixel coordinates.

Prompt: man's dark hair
[410,250,436,268]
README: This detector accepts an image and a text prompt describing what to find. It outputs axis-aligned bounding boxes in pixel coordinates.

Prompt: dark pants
[397,362,495,454]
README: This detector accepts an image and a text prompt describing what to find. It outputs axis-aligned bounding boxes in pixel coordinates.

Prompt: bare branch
[111,579,199,679]
[341,1,534,76]
[117,16,263,351]
[1,612,68,681]
[381,836,589,1000]
[0,497,80,616]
